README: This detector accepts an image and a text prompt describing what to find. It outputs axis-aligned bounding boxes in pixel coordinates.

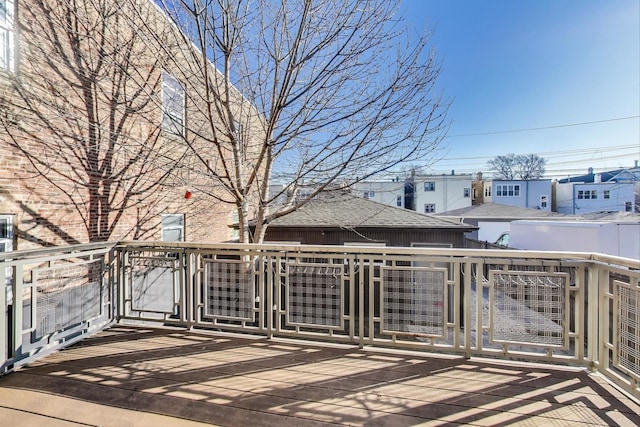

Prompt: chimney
[451,169,455,176]
[588,167,593,175]
[635,160,638,168]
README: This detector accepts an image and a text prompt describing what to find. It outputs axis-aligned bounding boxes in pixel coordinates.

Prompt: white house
[556,181,635,214]
[407,172,473,214]
[555,164,639,214]
[352,179,406,208]
[483,179,552,211]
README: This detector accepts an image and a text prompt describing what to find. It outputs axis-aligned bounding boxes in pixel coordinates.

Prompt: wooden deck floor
[1,325,639,426]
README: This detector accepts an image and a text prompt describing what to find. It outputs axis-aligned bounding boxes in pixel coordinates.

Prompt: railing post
[0,263,6,370]
[586,264,600,370]
[463,261,472,358]
[11,264,23,363]
[358,257,365,348]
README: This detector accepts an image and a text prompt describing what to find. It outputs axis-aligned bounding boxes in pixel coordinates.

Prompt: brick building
[0,0,262,250]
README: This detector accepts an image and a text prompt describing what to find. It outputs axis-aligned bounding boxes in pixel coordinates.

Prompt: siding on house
[484,179,552,211]
[406,172,473,214]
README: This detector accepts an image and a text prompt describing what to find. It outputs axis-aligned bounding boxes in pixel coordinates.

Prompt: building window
[625,202,632,212]
[0,214,14,252]
[496,184,520,197]
[363,191,374,199]
[540,195,548,209]
[396,195,402,207]
[162,70,185,135]
[463,188,470,198]
[579,190,598,200]
[424,181,435,191]
[604,190,610,199]
[161,214,185,242]
[424,203,435,213]
[0,0,15,72]
[485,186,491,197]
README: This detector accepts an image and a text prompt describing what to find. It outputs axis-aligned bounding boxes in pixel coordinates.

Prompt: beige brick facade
[0,0,257,249]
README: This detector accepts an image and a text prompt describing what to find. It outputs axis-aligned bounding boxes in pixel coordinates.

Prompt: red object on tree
[184,190,192,199]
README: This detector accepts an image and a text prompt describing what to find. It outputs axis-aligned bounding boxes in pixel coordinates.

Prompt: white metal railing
[0,242,117,374]
[2,241,639,400]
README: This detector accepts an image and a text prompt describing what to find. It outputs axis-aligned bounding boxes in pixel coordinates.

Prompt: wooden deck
[1,326,639,426]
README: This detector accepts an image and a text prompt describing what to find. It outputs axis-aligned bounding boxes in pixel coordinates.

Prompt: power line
[444,116,640,138]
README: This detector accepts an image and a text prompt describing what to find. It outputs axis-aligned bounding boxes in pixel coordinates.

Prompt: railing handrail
[0,241,117,263]
[117,240,640,269]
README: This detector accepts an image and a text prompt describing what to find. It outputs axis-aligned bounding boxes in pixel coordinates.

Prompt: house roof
[268,193,476,230]
[557,167,640,183]
[577,211,640,221]
[437,203,567,219]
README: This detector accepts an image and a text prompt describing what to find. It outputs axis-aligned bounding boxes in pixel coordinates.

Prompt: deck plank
[1,325,639,427]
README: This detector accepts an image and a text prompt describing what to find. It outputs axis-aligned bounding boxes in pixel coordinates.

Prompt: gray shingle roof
[269,193,475,229]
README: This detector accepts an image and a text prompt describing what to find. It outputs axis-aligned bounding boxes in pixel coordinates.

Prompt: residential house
[0,0,261,250]
[471,172,485,205]
[555,164,639,214]
[351,179,406,208]
[405,171,473,214]
[436,202,566,243]
[260,192,477,248]
[483,179,552,211]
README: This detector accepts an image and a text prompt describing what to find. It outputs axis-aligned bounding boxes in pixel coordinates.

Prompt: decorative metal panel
[205,260,254,321]
[287,264,343,328]
[382,268,446,337]
[36,260,103,337]
[130,257,178,314]
[617,282,640,377]
[490,271,568,347]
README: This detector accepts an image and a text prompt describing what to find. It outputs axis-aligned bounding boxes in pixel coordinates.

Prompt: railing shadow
[1,325,639,426]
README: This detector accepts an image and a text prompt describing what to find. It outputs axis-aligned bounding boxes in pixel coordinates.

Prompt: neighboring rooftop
[436,203,567,219]
[268,193,475,230]
[577,211,640,222]
[557,164,640,183]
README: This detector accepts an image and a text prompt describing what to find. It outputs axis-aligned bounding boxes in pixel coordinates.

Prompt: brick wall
[0,0,256,249]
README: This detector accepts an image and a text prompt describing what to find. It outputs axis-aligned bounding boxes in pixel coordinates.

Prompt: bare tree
[488,153,546,180]
[151,0,450,243]
[487,154,518,180]
[0,0,186,244]
[516,153,546,180]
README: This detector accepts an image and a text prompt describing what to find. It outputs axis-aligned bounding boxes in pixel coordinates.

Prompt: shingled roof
[437,203,567,219]
[269,193,476,230]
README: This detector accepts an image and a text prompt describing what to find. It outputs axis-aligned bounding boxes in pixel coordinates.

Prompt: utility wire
[444,115,640,138]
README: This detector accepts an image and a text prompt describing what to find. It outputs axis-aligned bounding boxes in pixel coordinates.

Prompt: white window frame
[161,214,185,242]
[424,181,435,192]
[603,190,610,200]
[0,0,15,72]
[161,70,185,135]
[424,203,435,213]
[396,195,402,207]
[0,214,14,252]
[463,188,470,198]
[540,195,548,208]
[363,191,375,199]
[496,184,520,197]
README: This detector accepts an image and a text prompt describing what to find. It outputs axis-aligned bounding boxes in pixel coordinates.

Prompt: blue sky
[399,0,640,179]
